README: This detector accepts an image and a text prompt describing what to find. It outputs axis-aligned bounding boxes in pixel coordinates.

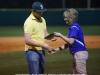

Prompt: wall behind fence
[0,9,100,26]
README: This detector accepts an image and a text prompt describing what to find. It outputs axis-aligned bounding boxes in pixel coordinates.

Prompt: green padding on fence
[0,10,100,26]
[0,11,30,26]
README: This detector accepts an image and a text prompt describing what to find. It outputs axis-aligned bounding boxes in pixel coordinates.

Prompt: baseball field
[0,36,100,52]
[0,26,100,75]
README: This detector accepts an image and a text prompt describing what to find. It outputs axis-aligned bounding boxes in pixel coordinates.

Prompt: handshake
[47,47,60,55]
[42,43,59,55]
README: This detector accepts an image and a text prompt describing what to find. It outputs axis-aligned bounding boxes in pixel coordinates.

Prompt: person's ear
[31,9,36,13]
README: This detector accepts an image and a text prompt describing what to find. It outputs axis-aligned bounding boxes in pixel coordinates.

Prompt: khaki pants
[73,51,88,75]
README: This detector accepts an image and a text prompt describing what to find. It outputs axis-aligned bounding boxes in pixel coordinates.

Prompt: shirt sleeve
[24,22,34,34]
[69,27,79,38]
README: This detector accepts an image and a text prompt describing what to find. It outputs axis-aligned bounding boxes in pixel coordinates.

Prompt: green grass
[0,51,28,75]
[81,25,100,35]
[0,25,99,75]
[47,25,100,35]
[0,25,100,36]
[0,49,100,75]
[0,26,24,36]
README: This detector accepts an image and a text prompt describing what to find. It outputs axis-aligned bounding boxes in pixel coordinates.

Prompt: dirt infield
[0,36,100,52]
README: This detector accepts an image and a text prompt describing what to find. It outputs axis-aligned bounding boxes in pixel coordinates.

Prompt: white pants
[72,51,88,75]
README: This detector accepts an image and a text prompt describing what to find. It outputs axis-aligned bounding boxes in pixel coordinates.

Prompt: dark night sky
[0,0,100,9]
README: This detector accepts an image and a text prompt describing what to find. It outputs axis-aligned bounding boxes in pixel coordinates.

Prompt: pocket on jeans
[27,50,39,61]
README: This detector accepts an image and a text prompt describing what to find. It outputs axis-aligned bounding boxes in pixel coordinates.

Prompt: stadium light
[87,0,91,9]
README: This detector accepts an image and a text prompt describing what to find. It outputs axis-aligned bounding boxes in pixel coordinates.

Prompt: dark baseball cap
[32,1,47,12]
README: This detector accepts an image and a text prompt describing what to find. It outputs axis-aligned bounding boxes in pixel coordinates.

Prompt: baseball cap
[32,1,47,12]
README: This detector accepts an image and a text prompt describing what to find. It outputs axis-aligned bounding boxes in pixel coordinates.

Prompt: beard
[34,15,43,22]
[37,17,43,22]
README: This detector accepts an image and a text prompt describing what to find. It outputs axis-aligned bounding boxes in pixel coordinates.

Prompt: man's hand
[42,43,53,51]
[48,48,59,55]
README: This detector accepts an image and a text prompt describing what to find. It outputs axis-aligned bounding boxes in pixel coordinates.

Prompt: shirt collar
[30,13,43,22]
[30,13,36,20]
[69,21,77,29]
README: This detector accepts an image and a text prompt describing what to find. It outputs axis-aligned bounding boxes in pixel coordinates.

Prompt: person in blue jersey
[49,8,88,75]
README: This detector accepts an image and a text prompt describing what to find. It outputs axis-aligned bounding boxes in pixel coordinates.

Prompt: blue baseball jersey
[67,22,87,54]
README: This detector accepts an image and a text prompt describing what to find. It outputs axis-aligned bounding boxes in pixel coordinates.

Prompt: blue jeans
[25,49,45,74]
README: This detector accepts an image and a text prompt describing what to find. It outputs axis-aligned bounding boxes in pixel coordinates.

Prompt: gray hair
[63,8,78,22]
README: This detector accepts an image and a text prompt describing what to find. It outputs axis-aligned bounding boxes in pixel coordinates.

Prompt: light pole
[62,0,66,8]
[87,0,91,9]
